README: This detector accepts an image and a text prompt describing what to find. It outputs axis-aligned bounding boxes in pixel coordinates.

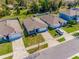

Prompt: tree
[5,0,8,4]
[58,0,63,8]
[52,0,61,11]
[14,4,20,14]
[45,0,49,10]
[0,5,4,18]
[68,2,75,9]
[39,0,49,12]
[2,0,10,16]
[28,0,39,13]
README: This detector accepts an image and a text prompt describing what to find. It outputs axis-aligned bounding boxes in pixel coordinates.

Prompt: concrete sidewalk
[26,42,47,50]
[41,31,59,47]
[12,38,29,59]
[0,53,12,59]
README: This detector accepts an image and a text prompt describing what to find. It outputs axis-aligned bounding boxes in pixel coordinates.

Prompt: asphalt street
[26,37,79,59]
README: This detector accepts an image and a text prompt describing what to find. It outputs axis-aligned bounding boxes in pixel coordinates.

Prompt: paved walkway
[12,38,29,59]
[0,53,12,59]
[70,30,79,35]
[41,31,59,47]
[59,28,75,41]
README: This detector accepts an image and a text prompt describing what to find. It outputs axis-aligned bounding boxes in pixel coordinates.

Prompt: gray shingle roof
[40,15,61,26]
[61,9,76,16]
[63,0,75,2]
[71,8,79,15]
[7,19,22,33]
[0,20,15,36]
[0,18,22,37]
[23,18,47,32]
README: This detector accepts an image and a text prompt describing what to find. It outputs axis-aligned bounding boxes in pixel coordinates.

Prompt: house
[59,9,76,21]
[0,20,14,37]
[63,0,75,2]
[23,18,48,35]
[7,18,23,41]
[0,19,15,42]
[40,15,67,29]
[63,0,76,5]
[0,18,22,42]
[71,8,79,16]
[71,8,79,22]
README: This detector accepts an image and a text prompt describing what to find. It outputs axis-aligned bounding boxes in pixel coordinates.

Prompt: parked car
[55,28,63,35]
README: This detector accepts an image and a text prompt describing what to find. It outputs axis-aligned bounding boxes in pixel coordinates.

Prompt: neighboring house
[0,18,22,42]
[63,0,76,5]
[40,15,67,29]
[63,0,75,2]
[71,8,79,16]
[76,16,79,22]
[23,18,48,35]
[71,8,79,22]
[59,9,76,21]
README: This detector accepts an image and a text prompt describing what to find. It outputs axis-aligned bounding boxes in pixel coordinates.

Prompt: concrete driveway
[12,38,29,59]
[34,18,59,47]
[27,37,79,59]
[41,31,59,47]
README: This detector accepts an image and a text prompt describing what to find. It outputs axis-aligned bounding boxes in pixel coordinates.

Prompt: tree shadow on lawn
[0,40,11,44]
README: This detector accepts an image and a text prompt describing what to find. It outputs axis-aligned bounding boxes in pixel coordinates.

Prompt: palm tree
[58,0,63,8]
[5,0,8,4]
[29,0,39,13]
[14,4,20,14]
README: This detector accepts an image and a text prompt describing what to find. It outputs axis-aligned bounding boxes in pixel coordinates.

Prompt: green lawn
[4,56,12,59]
[0,42,12,56]
[73,32,79,37]
[48,29,60,38]
[23,34,45,47]
[72,56,79,59]
[76,5,79,8]
[27,43,48,54]
[57,37,65,42]
[62,24,79,33]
